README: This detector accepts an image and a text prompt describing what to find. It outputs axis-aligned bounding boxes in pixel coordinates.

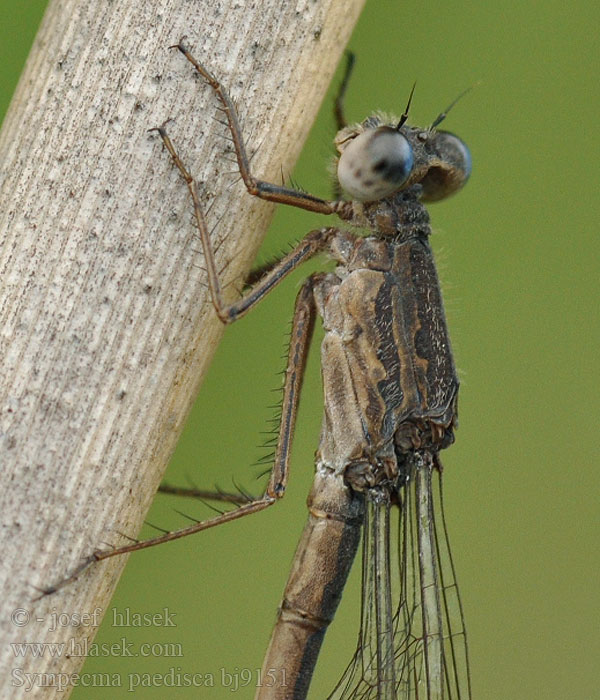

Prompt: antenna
[430,83,478,130]
[396,82,417,129]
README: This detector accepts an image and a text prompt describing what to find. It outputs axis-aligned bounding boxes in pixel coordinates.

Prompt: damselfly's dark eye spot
[338,126,413,201]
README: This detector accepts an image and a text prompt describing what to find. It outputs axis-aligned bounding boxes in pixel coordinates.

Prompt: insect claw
[148,117,175,136]
[168,36,188,52]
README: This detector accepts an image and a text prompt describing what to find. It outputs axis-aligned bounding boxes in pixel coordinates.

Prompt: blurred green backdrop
[2,1,598,698]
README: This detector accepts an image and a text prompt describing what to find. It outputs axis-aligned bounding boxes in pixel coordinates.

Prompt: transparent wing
[329,454,471,700]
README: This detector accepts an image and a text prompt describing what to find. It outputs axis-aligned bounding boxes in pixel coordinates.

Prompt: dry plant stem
[0,0,366,694]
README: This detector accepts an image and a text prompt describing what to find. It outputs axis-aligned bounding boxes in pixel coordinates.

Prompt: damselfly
[43,42,473,700]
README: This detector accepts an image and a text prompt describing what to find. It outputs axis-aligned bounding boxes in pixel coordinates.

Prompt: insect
[43,42,473,699]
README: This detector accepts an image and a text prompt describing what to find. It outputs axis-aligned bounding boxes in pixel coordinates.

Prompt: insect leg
[172,40,342,215]
[155,125,335,322]
[37,277,318,597]
[334,51,356,131]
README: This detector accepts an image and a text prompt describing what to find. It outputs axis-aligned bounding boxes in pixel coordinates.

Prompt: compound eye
[420,131,472,202]
[337,127,414,202]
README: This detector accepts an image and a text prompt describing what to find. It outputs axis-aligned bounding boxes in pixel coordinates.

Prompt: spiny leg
[157,484,253,504]
[334,51,356,131]
[159,271,320,502]
[154,126,335,322]
[172,40,341,216]
[332,51,356,200]
[36,277,319,599]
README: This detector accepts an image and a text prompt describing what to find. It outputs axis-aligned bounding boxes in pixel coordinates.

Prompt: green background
[2,1,598,698]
